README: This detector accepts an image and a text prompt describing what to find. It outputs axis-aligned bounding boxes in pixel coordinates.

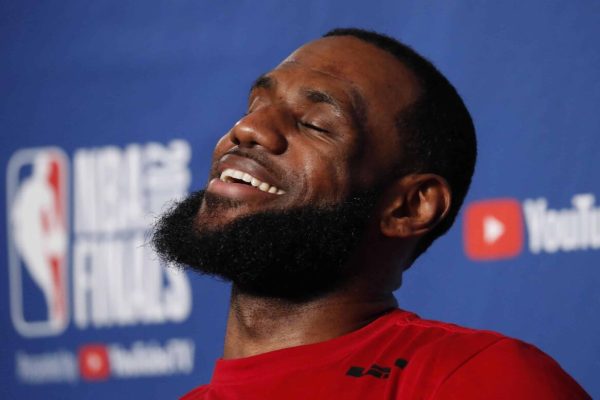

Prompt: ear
[379,174,451,238]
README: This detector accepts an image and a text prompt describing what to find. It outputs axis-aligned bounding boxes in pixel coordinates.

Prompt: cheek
[214,133,233,152]
[211,133,234,161]
[294,140,356,199]
[300,157,353,203]
[205,134,234,179]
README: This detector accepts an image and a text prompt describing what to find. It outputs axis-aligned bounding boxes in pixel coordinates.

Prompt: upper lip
[214,151,287,192]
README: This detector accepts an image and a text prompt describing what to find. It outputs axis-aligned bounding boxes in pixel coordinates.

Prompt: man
[153,28,590,399]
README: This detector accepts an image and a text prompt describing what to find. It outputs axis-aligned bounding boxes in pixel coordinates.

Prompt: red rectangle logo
[464,199,524,261]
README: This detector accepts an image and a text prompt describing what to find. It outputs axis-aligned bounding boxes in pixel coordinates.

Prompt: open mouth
[219,168,285,195]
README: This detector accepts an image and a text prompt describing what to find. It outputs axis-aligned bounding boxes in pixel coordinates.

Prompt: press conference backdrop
[1,1,598,398]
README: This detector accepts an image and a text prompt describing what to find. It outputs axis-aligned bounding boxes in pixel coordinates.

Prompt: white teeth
[242,173,253,183]
[218,168,286,195]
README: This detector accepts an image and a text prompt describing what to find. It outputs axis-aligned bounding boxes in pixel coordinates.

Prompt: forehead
[277,36,420,113]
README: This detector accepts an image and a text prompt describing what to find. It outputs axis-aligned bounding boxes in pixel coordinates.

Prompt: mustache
[209,147,290,184]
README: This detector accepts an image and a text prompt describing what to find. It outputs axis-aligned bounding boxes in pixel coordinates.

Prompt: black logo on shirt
[345,358,408,379]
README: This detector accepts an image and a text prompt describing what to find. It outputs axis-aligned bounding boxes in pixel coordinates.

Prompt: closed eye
[299,121,329,133]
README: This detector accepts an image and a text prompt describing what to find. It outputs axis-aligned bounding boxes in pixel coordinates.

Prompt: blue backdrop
[1,1,598,398]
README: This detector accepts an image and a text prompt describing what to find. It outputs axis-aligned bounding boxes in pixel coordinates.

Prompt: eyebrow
[250,74,274,93]
[301,88,343,115]
[248,73,368,132]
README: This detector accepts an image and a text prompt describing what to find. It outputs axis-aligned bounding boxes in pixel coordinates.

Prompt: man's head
[152,28,476,299]
[321,28,477,261]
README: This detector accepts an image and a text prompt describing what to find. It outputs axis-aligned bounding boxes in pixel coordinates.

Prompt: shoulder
[430,337,590,399]
[384,309,509,358]
[385,312,590,399]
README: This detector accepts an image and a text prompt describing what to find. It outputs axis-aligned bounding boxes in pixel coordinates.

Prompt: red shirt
[182,309,590,399]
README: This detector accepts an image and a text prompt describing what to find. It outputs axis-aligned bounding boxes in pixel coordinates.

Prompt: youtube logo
[79,344,110,381]
[463,199,524,261]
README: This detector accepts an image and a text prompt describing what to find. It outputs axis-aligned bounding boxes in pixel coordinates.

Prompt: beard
[151,189,380,301]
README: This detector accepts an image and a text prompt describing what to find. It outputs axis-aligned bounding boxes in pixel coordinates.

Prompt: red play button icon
[463,199,524,261]
[79,344,110,381]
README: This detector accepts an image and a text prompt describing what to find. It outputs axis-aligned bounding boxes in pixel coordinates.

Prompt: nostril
[228,111,287,153]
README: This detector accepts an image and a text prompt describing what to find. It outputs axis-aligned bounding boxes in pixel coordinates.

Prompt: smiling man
[152,28,589,399]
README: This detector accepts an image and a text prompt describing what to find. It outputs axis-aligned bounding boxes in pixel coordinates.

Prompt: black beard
[151,190,379,301]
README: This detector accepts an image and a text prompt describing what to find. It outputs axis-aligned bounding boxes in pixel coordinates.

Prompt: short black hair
[323,28,477,264]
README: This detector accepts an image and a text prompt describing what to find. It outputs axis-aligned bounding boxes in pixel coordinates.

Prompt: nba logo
[7,148,69,337]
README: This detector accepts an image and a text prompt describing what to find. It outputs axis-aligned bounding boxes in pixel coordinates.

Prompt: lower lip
[206,178,281,201]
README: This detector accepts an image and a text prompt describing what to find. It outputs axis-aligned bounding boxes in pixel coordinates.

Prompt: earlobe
[379,174,451,239]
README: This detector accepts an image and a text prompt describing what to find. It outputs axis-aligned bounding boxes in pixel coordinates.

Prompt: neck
[223,284,397,359]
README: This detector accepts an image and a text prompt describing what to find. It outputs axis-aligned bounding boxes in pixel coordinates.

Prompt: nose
[228,107,288,154]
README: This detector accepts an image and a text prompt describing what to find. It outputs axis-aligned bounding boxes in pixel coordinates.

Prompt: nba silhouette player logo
[7,148,69,337]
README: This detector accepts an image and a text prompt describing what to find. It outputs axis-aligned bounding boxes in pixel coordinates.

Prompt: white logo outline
[7,147,70,337]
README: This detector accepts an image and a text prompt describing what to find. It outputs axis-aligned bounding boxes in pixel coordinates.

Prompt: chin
[151,187,381,301]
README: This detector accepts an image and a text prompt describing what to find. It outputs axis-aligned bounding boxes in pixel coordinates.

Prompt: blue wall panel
[1,1,598,398]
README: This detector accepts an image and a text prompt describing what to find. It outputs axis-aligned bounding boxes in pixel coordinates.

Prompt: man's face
[152,36,421,299]
[199,36,419,227]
